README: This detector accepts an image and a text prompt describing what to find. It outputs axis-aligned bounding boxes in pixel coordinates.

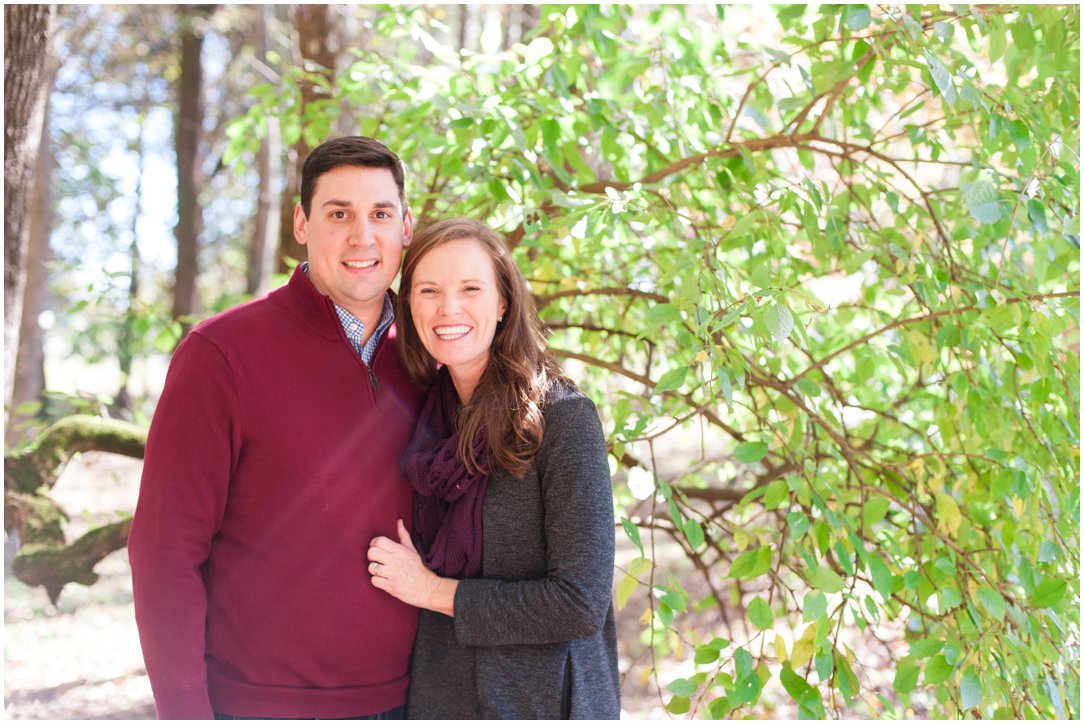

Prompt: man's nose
[347,218,376,245]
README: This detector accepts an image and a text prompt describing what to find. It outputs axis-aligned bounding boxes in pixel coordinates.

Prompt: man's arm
[128,332,240,720]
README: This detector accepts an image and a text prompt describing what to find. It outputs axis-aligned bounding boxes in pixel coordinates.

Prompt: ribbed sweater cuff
[152,688,215,720]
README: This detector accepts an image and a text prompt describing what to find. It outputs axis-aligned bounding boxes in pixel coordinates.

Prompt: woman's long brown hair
[396,218,564,477]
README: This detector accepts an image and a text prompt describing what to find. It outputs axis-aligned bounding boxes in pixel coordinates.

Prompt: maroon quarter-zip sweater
[129,267,424,719]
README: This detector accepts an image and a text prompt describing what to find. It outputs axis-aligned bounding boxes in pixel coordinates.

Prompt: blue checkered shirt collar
[301,262,395,366]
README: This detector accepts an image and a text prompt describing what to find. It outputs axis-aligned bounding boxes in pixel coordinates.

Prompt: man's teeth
[435,325,471,339]
[343,260,377,269]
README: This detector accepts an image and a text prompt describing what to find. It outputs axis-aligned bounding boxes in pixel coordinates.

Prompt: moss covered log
[4,414,147,602]
[5,414,147,493]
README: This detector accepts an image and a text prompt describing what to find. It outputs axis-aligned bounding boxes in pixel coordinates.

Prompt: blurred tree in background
[5,4,1079,719]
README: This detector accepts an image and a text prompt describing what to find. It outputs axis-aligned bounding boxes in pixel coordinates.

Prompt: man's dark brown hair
[299,136,407,217]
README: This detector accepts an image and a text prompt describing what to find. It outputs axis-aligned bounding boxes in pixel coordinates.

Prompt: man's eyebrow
[320,199,399,210]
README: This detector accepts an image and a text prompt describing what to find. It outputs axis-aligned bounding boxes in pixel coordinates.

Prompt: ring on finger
[370,562,381,574]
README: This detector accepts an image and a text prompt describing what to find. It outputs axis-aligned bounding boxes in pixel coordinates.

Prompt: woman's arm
[368,394,615,645]
[452,394,615,646]
[367,519,457,617]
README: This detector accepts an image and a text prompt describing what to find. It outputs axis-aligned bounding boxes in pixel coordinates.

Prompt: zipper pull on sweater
[369,366,380,396]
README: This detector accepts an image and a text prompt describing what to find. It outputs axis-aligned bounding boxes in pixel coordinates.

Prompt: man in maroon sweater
[129,137,424,719]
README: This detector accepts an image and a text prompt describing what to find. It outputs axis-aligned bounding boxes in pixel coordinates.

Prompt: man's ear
[293,202,309,246]
[402,208,414,247]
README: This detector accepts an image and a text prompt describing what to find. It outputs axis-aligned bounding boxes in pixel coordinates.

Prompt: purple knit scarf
[401,368,488,578]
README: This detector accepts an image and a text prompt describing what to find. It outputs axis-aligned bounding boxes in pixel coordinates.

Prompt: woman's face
[409,237,506,401]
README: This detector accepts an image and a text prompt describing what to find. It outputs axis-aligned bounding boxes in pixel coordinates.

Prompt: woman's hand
[368,519,458,616]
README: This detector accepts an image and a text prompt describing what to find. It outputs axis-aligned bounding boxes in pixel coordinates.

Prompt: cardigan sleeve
[452,393,616,646]
[128,332,241,719]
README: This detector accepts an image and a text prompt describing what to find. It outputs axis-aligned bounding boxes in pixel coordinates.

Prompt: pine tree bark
[7,54,58,448]
[171,8,209,337]
[247,4,281,296]
[4,4,56,407]
[276,4,335,274]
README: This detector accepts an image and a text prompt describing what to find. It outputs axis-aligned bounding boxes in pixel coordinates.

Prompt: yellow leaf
[936,492,962,538]
[791,625,816,669]
[695,349,709,363]
[774,635,788,663]
[723,215,736,229]
[1013,496,1025,518]
[639,607,653,625]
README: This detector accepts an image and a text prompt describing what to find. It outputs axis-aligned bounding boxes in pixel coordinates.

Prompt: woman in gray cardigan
[367,218,620,719]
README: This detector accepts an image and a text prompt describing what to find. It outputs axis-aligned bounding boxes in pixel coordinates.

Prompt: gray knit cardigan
[406,384,620,719]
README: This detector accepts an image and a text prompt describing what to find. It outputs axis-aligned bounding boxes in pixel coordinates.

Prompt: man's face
[294,165,413,322]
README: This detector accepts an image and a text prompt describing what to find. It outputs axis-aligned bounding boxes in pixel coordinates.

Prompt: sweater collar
[273,264,395,342]
[275,265,403,344]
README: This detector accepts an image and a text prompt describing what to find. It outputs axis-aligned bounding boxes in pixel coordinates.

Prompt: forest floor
[4,453,155,720]
[4,451,917,720]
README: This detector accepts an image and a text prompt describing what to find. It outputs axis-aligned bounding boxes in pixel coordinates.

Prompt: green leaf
[622,518,644,556]
[863,496,891,527]
[683,518,705,550]
[787,511,811,538]
[977,585,1007,621]
[845,4,871,31]
[960,670,983,709]
[940,586,963,611]
[809,566,845,593]
[748,596,774,630]
[909,637,944,658]
[751,263,772,289]
[666,695,690,715]
[764,478,789,509]
[667,677,697,697]
[925,654,954,685]
[923,50,958,107]
[868,556,893,598]
[802,591,827,622]
[1031,578,1067,608]
[894,656,921,694]
[695,644,720,665]
[735,441,769,463]
[835,651,859,704]
[1027,199,1049,235]
[654,366,688,394]
[729,546,772,580]
[962,175,1004,225]
[763,303,795,344]
[644,303,682,326]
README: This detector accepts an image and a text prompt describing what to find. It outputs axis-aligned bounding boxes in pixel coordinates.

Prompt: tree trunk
[247,4,281,296]
[4,4,56,408]
[458,5,470,50]
[114,122,146,414]
[7,55,58,448]
[172,7,211,336]
[276,4,335,274]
